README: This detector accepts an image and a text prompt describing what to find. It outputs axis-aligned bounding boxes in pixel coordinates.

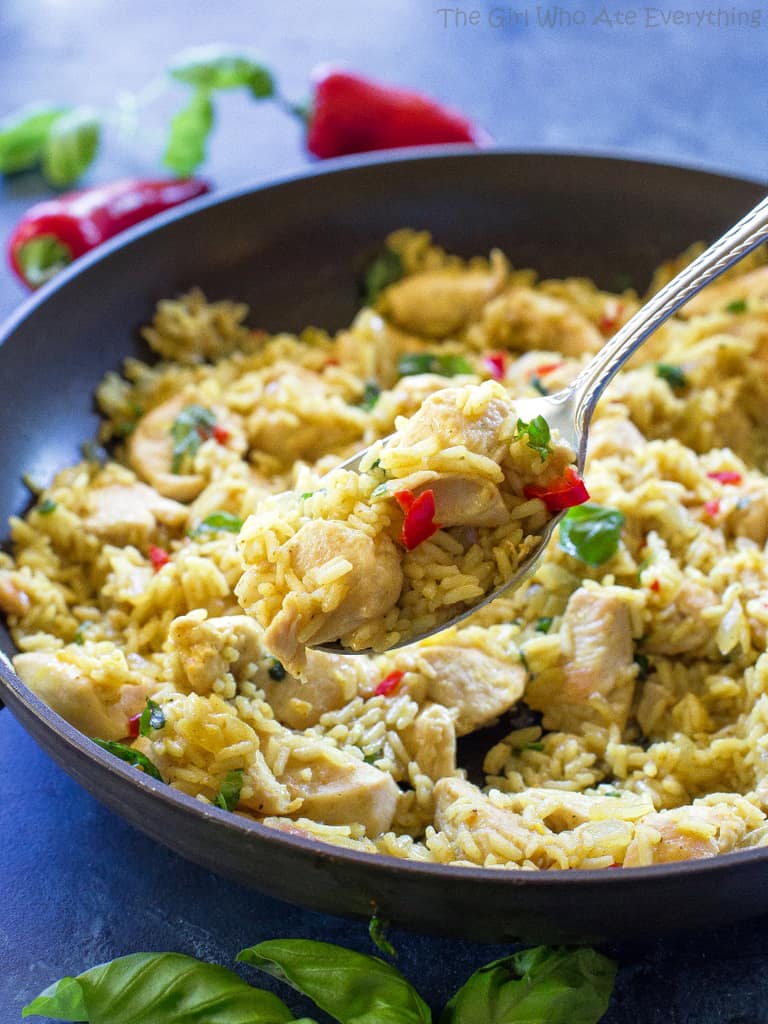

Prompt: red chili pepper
[148,545,170,572]
[212,425,230,444]
[127,713,141,738]
[599,300,624,335]
[704,499,720,517]
[483,352,506,381]
[523,467,590,513]
[534,361,565,377]
[394,488,441,550]
[374,670,404,697]
[8,177,210,290]
[649,579,660,593]
[305,68,489,159]
[707,471,742,485]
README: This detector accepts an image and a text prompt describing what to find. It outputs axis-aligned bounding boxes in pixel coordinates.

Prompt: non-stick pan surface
[1,150,766,943]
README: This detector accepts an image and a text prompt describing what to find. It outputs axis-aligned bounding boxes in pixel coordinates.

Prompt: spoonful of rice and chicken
[235,194,768,673]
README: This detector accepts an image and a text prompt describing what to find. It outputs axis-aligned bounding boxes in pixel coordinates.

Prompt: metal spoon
[316,193,768,654]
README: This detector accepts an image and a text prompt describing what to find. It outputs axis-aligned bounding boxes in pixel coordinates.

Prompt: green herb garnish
[359,380,381,411]
[371,482,389,499]
[530,375,549,395]
[635,652,651,681]
[535,616,553,634]
[513,415,552,461]
[189,510,243,537]
[267,658,286,681]
[363,749,383,765]
[523,741,545,752]
[36,498,57,515]
[138,698,165,738]
[73,621,91,645]
[655,363,688,390]
[558,503,625,566]
[725,298,748,314]
[214,769,244,812]
[363,248,404,304]
[92,739,164,782]
[397,352,474,378]
[369,914,398,958]
[170,403,217,473]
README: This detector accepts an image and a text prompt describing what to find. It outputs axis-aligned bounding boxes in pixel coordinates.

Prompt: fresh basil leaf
[22,975,87,1020]
[0,104,70,174]
[164,88,214,176]
[268,658,287,681]
[725,298,747,314]
[170,403,217,472]
[238,939,431,1024]
[37,497,58,515]
[535,616,553,634]
[439,946,617,1024]
[558,503,625,566]
[92,739,164,782]
[364,249,404,304]
[513,415,552,461]
[655,362,687,390]
[139,698,165,738]
[23,952,293,1023]
[190,510,244,536]
[42,107,100,187]
[397,353,473,378]
[359,381,381,411]
[169,45,274,98]
[214,769,244,811]
[368,915,398,959]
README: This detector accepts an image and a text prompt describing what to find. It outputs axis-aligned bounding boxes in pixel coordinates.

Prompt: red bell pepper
[706,471,742,485]
[8,177,210,289]
[483,352,506,381]
[394,488,441,550]
[524,467,590,513]
[148,545,170,572]
[306,68,488,159]
[374,669,405,697]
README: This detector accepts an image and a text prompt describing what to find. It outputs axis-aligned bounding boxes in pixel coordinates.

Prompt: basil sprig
[92,739,164,782]
[138,698,165,737]
[0,104,70,174]
[170,403,217,473]
[558,503,625,566]
[512,415,552,461]
[214,769,244,812]
[189,510,244,537]
[397,353,474,378]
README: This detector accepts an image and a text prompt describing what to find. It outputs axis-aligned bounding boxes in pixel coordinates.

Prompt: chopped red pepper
[8,177,210,290]
[707,471,742,485]
[524,467,590,513]
[534,361,565,377]
[128,713,141,738]
[306,68,488,159]
[212,425,231,444]
[394,488,441,550]
[483,352,506,381]
[649,579,660,593]
[599,300,624,335]
[148,545,170,571]
[704,499,721,517]
[374,670,405,697]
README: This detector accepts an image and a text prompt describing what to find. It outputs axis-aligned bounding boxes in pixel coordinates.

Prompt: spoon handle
[568,192,768,466]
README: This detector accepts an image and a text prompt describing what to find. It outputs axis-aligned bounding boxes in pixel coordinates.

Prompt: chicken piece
[586,415,644,462]
[128,394,246,501]
[679,265,768,318]
[411,643,526,735]
[400,703,457,780]
[257,520,403,671]
[280,735,400,835]
[390,384,510,463]
[0,572,30,616]
[433,777,528,863]
[526,587,637,731]
[421,475,508,528]
[478,287,604,357]
[379,251,508,337]
[169,611,262,694]
[14,651,152,740]
[727,488,768,546]
[261,649,374,729]
[82,482,188,547]
[644,578,718,656]
[623,801,757,866]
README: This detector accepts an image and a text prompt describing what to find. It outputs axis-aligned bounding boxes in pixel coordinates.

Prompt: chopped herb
[371,482,389,499]
[73,621,91,645]
[635,653,651,681]
[300,491,314,500]
[602,788,622,798]
[370,459,381,470]
[512,415,552,461]
[189,510,243,537]
[558,503,625,566]
[359,381,381,411]
[363,248,404,305]
[518,649,530,673]
[363,749,383,765]
[535,616,553,634]
[368,914,397,958]
[656,363,688,390]
[530,375,549,396]
[268,658,286,681]
[37,498,57,515]
[138,698,165,738]
[523,741,545,752]
[725,298,748,314]
[214,768,244,811]
[170,403,217,473]
[92,739,164,782]
[396,352,474,378]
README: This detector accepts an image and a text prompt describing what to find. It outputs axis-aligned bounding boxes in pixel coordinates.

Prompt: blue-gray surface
[1,1,767,1021]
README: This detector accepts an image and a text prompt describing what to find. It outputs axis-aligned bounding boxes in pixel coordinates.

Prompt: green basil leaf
[139,698,165,738]
[238,939,432,1024]
[163,88,214,176]
[169,45,275,98]
[92,739,164,783]
[558,503,625,566]
[397,353,473,378]
[725,298,748,314]
[368,915,398,959]
[655,362,688,390]
[214,768,244,811]
[268,658,287,681]
[364,249,404,304]
[0,104,70,174]
[41,107,100,187]
[513,415,552,461]
[359,381,381,411]
[23,975,88,1020]
[23,952,293,1023]
[439,946,617,1024]
[192,510,244,536]
[535,616,553,634]
[170,403,217,472]
[37,497,58,515]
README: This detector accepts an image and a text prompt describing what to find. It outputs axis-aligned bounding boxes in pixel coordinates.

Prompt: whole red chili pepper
[8,177,210,289]
[305,68,489,159]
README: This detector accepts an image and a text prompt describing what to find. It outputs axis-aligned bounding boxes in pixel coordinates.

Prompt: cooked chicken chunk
[400,703,457,780]
[82,482,187,547]
[169,611,263,694]
[419,475,508,528]
[411,643,526,735]
[623,801,759,866]
[14,650,152,740]
[644,578,717,656]
[391,385,509,463]
[478,287,604,357]
[380,251,508,337]
[526,587,637,731]
[261,649,374,729]
[0,572,30,616]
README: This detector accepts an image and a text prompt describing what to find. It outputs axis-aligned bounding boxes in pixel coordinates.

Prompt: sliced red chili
[707,471,742,485]
[483,352,506,381]
[212,425,230,444]
[395,488,441,549]
[599,300,624,335]
[704,499,720,517]
[649,579,660,593]
[127,713,141,738]
[523,467,590,513]
[148,545,170,571]
[534,360,565,377]
[374,670,404,697]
